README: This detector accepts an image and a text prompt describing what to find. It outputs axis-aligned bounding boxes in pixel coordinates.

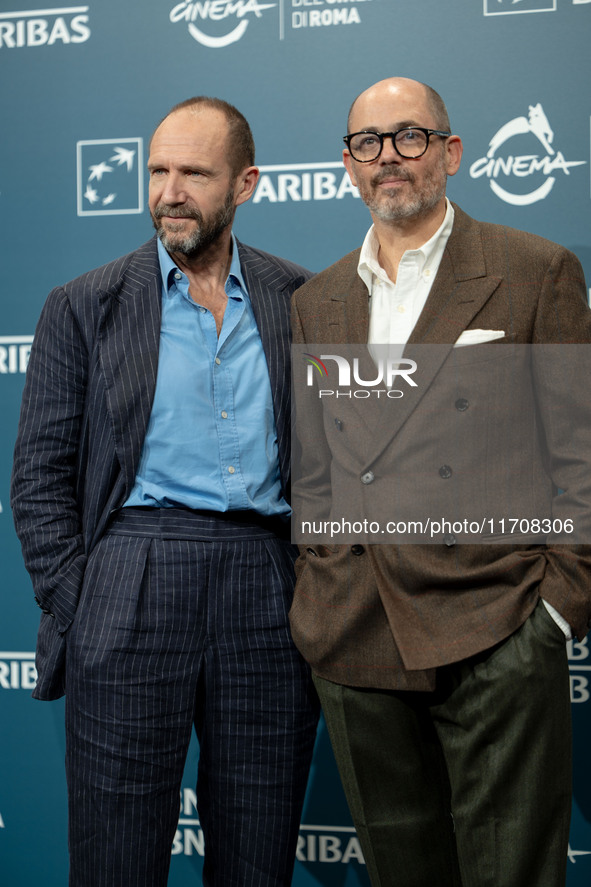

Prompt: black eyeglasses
[343,127,451,162]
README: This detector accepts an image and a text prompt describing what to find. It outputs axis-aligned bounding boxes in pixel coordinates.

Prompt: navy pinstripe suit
[11,236,319,886]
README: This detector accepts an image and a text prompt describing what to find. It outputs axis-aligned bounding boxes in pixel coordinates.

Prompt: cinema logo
[0,6,91,48]
[0,336,33,374]
[169,0,275,48]
[569,636,591,704]
[0,653,37,691]
[469,103,586,206]
[253,162,359,203]
[173,790,364,864]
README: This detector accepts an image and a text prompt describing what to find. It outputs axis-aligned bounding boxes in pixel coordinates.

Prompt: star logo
[76,138,144,216]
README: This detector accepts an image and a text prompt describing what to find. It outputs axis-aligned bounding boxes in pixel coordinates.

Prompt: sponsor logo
[568,636,590,703]
[77,139,143,216]
[0,653,37,690]
[0,6,91,48]
[169,0,276,48]
[253,162,359,204]
[469,103,586,205]
[296,825,365,864]
[169,0,373,48]
[174,789,365,864]
[0,335,33,374]
[484,0,556,15]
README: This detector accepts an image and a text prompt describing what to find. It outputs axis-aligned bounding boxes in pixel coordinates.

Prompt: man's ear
[343,149,358,188]
[445,135,463,177]
[235,166,260,206]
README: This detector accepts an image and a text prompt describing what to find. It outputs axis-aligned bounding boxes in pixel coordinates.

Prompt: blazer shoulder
[293,247,362,305]
[451,203,581,268]
[236,240,314,289]
[58,237,160,307]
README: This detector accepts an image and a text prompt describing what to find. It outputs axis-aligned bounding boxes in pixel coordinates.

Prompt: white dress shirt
[359,199,454,346]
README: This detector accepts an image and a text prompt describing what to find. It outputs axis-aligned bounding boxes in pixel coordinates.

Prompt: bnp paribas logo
[76,138,144,216]
[169,0,275,48]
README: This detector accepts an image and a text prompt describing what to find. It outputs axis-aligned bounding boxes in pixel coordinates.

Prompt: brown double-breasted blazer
[289,204,591,691]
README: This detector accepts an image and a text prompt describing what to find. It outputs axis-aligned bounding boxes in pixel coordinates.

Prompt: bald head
[152,96,255,177]
[347,77,450,135]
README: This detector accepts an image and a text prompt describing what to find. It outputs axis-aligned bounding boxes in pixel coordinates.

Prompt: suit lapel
[364,206,503,466]
[98,238,162,496]
[319,254,370,346]
[238,241,293,488]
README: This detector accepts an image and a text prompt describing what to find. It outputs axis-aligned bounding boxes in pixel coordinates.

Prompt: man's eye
[400,130,420,141]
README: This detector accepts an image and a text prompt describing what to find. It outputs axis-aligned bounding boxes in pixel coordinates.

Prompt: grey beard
[360,161,446,223]
[152,193,235,257]
[369,186,443,222]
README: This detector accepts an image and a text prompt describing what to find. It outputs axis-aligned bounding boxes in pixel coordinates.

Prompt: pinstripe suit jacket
[11,236,312,700]
[289,204,591,692]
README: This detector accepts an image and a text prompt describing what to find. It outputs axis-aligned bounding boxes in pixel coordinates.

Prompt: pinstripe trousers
[65,508,319,887]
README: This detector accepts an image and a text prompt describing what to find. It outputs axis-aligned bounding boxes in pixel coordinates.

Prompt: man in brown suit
[289,77,591,887]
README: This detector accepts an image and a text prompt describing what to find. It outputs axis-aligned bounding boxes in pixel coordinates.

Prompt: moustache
[372,166,413,187]
[153,204,202,222]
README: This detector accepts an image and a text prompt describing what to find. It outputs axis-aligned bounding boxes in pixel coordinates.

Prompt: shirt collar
[358,198,455,292]
[156,233,247,298]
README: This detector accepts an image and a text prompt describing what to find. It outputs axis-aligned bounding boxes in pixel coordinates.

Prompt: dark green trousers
[314,599,572,887]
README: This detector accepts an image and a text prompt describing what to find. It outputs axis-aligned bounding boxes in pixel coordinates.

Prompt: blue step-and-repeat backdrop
[1,1,591,884]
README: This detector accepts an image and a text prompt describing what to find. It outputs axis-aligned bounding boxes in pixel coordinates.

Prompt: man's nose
[379,135,400,163]
[161,172,188,204]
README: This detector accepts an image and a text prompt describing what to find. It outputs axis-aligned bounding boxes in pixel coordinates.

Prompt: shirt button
[215,357,221,365]
[228,466,235,474]
[361,471,375,485]
[397,305,405,313]
[174,272,182,280]
[439,465,453,479]
[424,268,432,278]
[221,411,228,419]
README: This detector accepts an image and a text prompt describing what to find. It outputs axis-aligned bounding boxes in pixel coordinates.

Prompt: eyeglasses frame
[343,127,452,162]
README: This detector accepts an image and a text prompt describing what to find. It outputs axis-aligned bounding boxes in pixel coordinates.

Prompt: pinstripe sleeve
[11,285,89,633]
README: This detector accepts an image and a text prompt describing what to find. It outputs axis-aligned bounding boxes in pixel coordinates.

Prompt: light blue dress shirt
[125,237,289,517]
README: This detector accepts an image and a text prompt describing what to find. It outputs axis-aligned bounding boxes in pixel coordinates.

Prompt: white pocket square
[454,329,505,347]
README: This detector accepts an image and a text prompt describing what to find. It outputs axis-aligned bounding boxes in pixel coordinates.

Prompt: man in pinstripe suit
[11,97,319,887]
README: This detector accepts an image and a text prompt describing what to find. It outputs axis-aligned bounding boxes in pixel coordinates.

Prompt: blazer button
[455,398,469,412]
[351,544,365,556]
[361,470,375,485]
[439,465,453,479]
[443,533,457,547]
